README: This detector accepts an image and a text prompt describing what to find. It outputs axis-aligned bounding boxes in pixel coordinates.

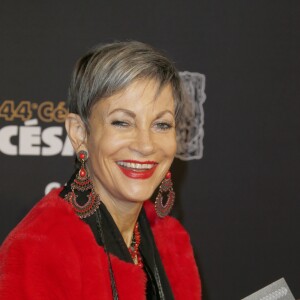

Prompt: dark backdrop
[0,1,299,299]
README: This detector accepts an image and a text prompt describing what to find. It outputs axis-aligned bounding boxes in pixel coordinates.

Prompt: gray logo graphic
[176,71,206,161]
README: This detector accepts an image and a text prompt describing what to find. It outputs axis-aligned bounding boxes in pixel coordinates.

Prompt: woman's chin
[121,189,155,204]
[126,194,153,204]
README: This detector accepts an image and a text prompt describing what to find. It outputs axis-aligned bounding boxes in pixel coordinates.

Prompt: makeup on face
[116,160,158,179]
[86,79,176,205]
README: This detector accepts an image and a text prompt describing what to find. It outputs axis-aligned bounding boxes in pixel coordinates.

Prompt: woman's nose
[129,129,155,156]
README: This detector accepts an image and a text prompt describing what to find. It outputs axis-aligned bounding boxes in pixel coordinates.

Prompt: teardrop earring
[155,171,175,218]
[64,150,101,218]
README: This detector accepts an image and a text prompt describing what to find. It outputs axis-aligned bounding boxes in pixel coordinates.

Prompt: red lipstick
[116,160,158,179]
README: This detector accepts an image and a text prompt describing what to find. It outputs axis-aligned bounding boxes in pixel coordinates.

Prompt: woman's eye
[155,122,173,131]
[111,120,130,128]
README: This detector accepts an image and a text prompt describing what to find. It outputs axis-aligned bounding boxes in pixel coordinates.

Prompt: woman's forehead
[93,79,175,115]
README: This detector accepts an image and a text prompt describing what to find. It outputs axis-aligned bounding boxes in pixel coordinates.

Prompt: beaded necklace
[128,222,143,267]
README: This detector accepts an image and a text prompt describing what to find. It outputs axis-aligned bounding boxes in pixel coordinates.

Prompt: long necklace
[128,222,143,268]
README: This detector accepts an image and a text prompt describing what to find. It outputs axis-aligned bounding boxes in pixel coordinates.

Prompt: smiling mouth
[116,160,158,179]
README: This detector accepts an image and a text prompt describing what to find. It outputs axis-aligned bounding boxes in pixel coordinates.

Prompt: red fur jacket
[0,188,201,299]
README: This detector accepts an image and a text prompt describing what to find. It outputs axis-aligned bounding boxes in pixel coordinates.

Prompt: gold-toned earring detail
[64,150,101,218]
[155,171,175,218]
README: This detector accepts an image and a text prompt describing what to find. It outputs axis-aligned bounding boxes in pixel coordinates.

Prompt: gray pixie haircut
[68,41,183,132]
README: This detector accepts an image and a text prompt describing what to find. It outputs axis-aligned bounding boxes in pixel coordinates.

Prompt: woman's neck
[100,196,143,247]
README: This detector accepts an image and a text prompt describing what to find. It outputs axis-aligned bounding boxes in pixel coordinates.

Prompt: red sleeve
[0,226,82,300]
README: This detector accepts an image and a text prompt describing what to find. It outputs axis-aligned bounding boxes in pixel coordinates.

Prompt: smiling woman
[0,41,201,300]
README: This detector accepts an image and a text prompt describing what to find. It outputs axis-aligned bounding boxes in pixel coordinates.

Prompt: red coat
[0,188,201,299]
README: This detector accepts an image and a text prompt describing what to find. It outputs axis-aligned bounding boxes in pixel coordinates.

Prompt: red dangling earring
[155,171,175,218]
[64,150,101,219]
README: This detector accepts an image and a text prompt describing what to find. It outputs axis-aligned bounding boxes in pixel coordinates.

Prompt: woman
[0,41,201,299]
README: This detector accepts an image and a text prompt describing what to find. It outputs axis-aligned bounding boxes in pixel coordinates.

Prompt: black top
[60,173,174,300]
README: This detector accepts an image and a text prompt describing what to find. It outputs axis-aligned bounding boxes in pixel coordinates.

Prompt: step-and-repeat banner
[1,1,299,299]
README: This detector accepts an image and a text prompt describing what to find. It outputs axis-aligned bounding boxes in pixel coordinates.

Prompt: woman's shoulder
[0,188,83,252]
[0,189,102,299]
[143,200,190,238]
[143,200,195,257]
[143,200,202,299]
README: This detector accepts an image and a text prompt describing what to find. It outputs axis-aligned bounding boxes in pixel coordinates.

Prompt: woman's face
[86,79,176,205]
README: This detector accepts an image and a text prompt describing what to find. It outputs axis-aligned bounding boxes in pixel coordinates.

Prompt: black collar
[60,171,174,300]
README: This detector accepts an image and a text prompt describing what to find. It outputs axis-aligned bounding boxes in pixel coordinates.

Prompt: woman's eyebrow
[108,108,174,119]
[108,108,136,118]
[156,110,175,118]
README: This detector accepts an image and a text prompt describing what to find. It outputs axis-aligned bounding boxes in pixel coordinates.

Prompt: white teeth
[117,161,155,169]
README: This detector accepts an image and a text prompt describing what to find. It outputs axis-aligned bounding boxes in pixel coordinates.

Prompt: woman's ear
[65,113,87,152]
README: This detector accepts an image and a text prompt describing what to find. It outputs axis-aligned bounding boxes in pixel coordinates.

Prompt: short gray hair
[68,41,183,132]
